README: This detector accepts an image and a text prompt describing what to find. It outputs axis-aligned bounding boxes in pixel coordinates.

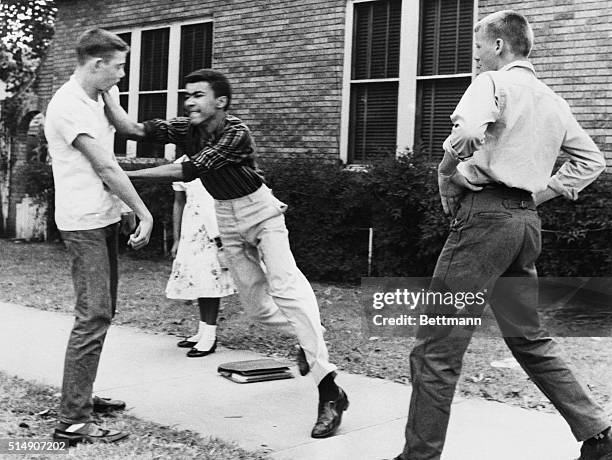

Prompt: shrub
[263,153,450,282]
[18,154,612,280]
[538,180,612,276]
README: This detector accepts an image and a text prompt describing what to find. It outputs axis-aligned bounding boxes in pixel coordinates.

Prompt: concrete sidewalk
[0,301,581,459]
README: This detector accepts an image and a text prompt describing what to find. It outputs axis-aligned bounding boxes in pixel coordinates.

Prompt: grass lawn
[0,371,269,459]
[1,239,611,420]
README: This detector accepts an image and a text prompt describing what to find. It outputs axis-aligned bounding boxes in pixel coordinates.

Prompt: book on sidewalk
[217,358,295,384]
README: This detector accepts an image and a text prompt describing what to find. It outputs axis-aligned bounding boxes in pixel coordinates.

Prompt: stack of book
[217,358,295,383]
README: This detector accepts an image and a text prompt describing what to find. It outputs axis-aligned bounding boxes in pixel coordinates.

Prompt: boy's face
[184,81,227,126]
[473,29,500,74]
[95,50,127,91]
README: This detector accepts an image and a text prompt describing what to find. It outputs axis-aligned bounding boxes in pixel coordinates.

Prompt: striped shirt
[142,114,264,199]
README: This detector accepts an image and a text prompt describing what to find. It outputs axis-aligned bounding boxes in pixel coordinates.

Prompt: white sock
[194,324,217,351]
[186,321,207,342]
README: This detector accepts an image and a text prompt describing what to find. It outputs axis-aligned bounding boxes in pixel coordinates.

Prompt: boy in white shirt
[45,28,153,445]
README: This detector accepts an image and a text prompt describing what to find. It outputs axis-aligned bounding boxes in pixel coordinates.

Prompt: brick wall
[479,0,612,171]
[37,0,347,162]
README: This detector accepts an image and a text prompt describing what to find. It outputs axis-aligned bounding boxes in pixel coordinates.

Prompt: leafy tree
[0,0,56,100]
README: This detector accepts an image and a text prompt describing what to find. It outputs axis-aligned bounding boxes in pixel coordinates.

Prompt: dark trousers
[401,186,609,460]
[58,223,119,424]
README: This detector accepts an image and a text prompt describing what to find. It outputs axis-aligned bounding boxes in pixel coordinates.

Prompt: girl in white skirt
[166,156,236,357]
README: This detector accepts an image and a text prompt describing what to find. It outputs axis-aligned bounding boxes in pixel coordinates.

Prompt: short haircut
[76,28,129,65]
[184,69,232,110]
[475,10,533,57]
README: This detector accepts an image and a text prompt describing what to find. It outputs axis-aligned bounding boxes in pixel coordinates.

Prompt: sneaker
[53,422,129,446]
[578,427,612,460]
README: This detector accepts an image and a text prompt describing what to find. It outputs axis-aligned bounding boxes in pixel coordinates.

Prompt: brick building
[1,0,610,236]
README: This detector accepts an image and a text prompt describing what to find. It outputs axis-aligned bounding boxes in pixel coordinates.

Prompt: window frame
[113,17,213,160]
[340,0,477,164]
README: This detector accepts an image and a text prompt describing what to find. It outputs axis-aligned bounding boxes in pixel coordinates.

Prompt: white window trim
[340,0,478,164]
[113,17,212,160]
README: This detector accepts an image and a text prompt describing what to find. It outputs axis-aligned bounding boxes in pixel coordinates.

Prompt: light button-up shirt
[443,61,605,199]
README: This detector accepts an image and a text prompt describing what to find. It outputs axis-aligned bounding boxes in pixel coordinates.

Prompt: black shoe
[53,422,129,446]
[93,396,126,413]
[177,339,198,348]
[311,387,349,438]
[186,339,217,358]
[578,427,612,460]
[295,345,310,376]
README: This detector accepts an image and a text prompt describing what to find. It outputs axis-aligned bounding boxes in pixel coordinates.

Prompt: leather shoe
[186,339,217,358]
[177,339,198,348]
[578,427,612,460]
[295,345,310,376]
[93,396,126,413]
[311,387,349,438]
[53,422,129,446]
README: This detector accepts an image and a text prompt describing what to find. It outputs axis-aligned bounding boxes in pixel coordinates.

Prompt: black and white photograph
[0,0,611,459]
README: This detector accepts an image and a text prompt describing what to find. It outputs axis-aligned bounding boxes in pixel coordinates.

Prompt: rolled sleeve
[142,117,190,145]
[444,73,500,160]
[181,161,200,182]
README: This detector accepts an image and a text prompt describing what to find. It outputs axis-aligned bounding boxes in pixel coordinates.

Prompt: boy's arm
[73,134,153,249]
[102,89,146,139]
[126,163,186,181]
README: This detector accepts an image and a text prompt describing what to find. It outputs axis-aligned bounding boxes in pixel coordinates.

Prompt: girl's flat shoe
[186,339,217,357]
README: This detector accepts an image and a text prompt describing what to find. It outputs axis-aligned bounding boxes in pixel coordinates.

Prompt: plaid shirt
[142,114,264,199]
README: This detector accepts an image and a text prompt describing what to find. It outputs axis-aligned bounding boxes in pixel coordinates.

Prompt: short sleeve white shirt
[45,76,126,231]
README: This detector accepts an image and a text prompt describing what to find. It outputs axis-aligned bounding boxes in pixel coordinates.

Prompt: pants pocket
[473,211,512,220]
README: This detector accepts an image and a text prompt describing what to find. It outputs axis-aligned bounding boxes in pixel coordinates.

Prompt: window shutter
[419,0,473,75]
[416,77,471,156]
[117,32,131,93]
[349,0,401,163]
[140,28,169,91]
[137,93,167,158]
[353,0,401,80]
[137,28,169,157]
[113,94,129,156]
[349,82,399,163]
[180,23,213,84]
[417,0,473,157]
[114,33,131,156]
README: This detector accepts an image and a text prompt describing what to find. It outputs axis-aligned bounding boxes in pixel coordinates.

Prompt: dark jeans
[58,223,119,424]
[401,186,609,460]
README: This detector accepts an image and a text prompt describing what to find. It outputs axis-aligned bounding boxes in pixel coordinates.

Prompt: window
[114,20,213,159]
[341,0,474,163]
[415,0,473,157]
[348,0,402,163]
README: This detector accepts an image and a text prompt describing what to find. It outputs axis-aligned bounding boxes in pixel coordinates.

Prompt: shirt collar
[498,60,536,75]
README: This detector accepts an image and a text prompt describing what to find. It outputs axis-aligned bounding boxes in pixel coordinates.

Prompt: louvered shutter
[114,32,131,156]
[348,0,401,163]
[178,23,213,116]
[137,28,169,158]
[416,0,473,158]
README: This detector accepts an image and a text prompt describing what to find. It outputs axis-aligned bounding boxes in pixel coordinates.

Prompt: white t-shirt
[45,77,127,231]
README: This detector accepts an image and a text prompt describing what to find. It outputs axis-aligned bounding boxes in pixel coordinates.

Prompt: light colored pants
[214,185,337,384]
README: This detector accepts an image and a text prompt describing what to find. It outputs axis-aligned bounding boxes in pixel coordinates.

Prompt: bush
[538,180,612,276]
[263,155,612,282]
[263,153,449,282]
[19,155,612,279]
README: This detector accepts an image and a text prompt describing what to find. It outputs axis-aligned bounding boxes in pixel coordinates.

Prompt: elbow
[96,162,123,182]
